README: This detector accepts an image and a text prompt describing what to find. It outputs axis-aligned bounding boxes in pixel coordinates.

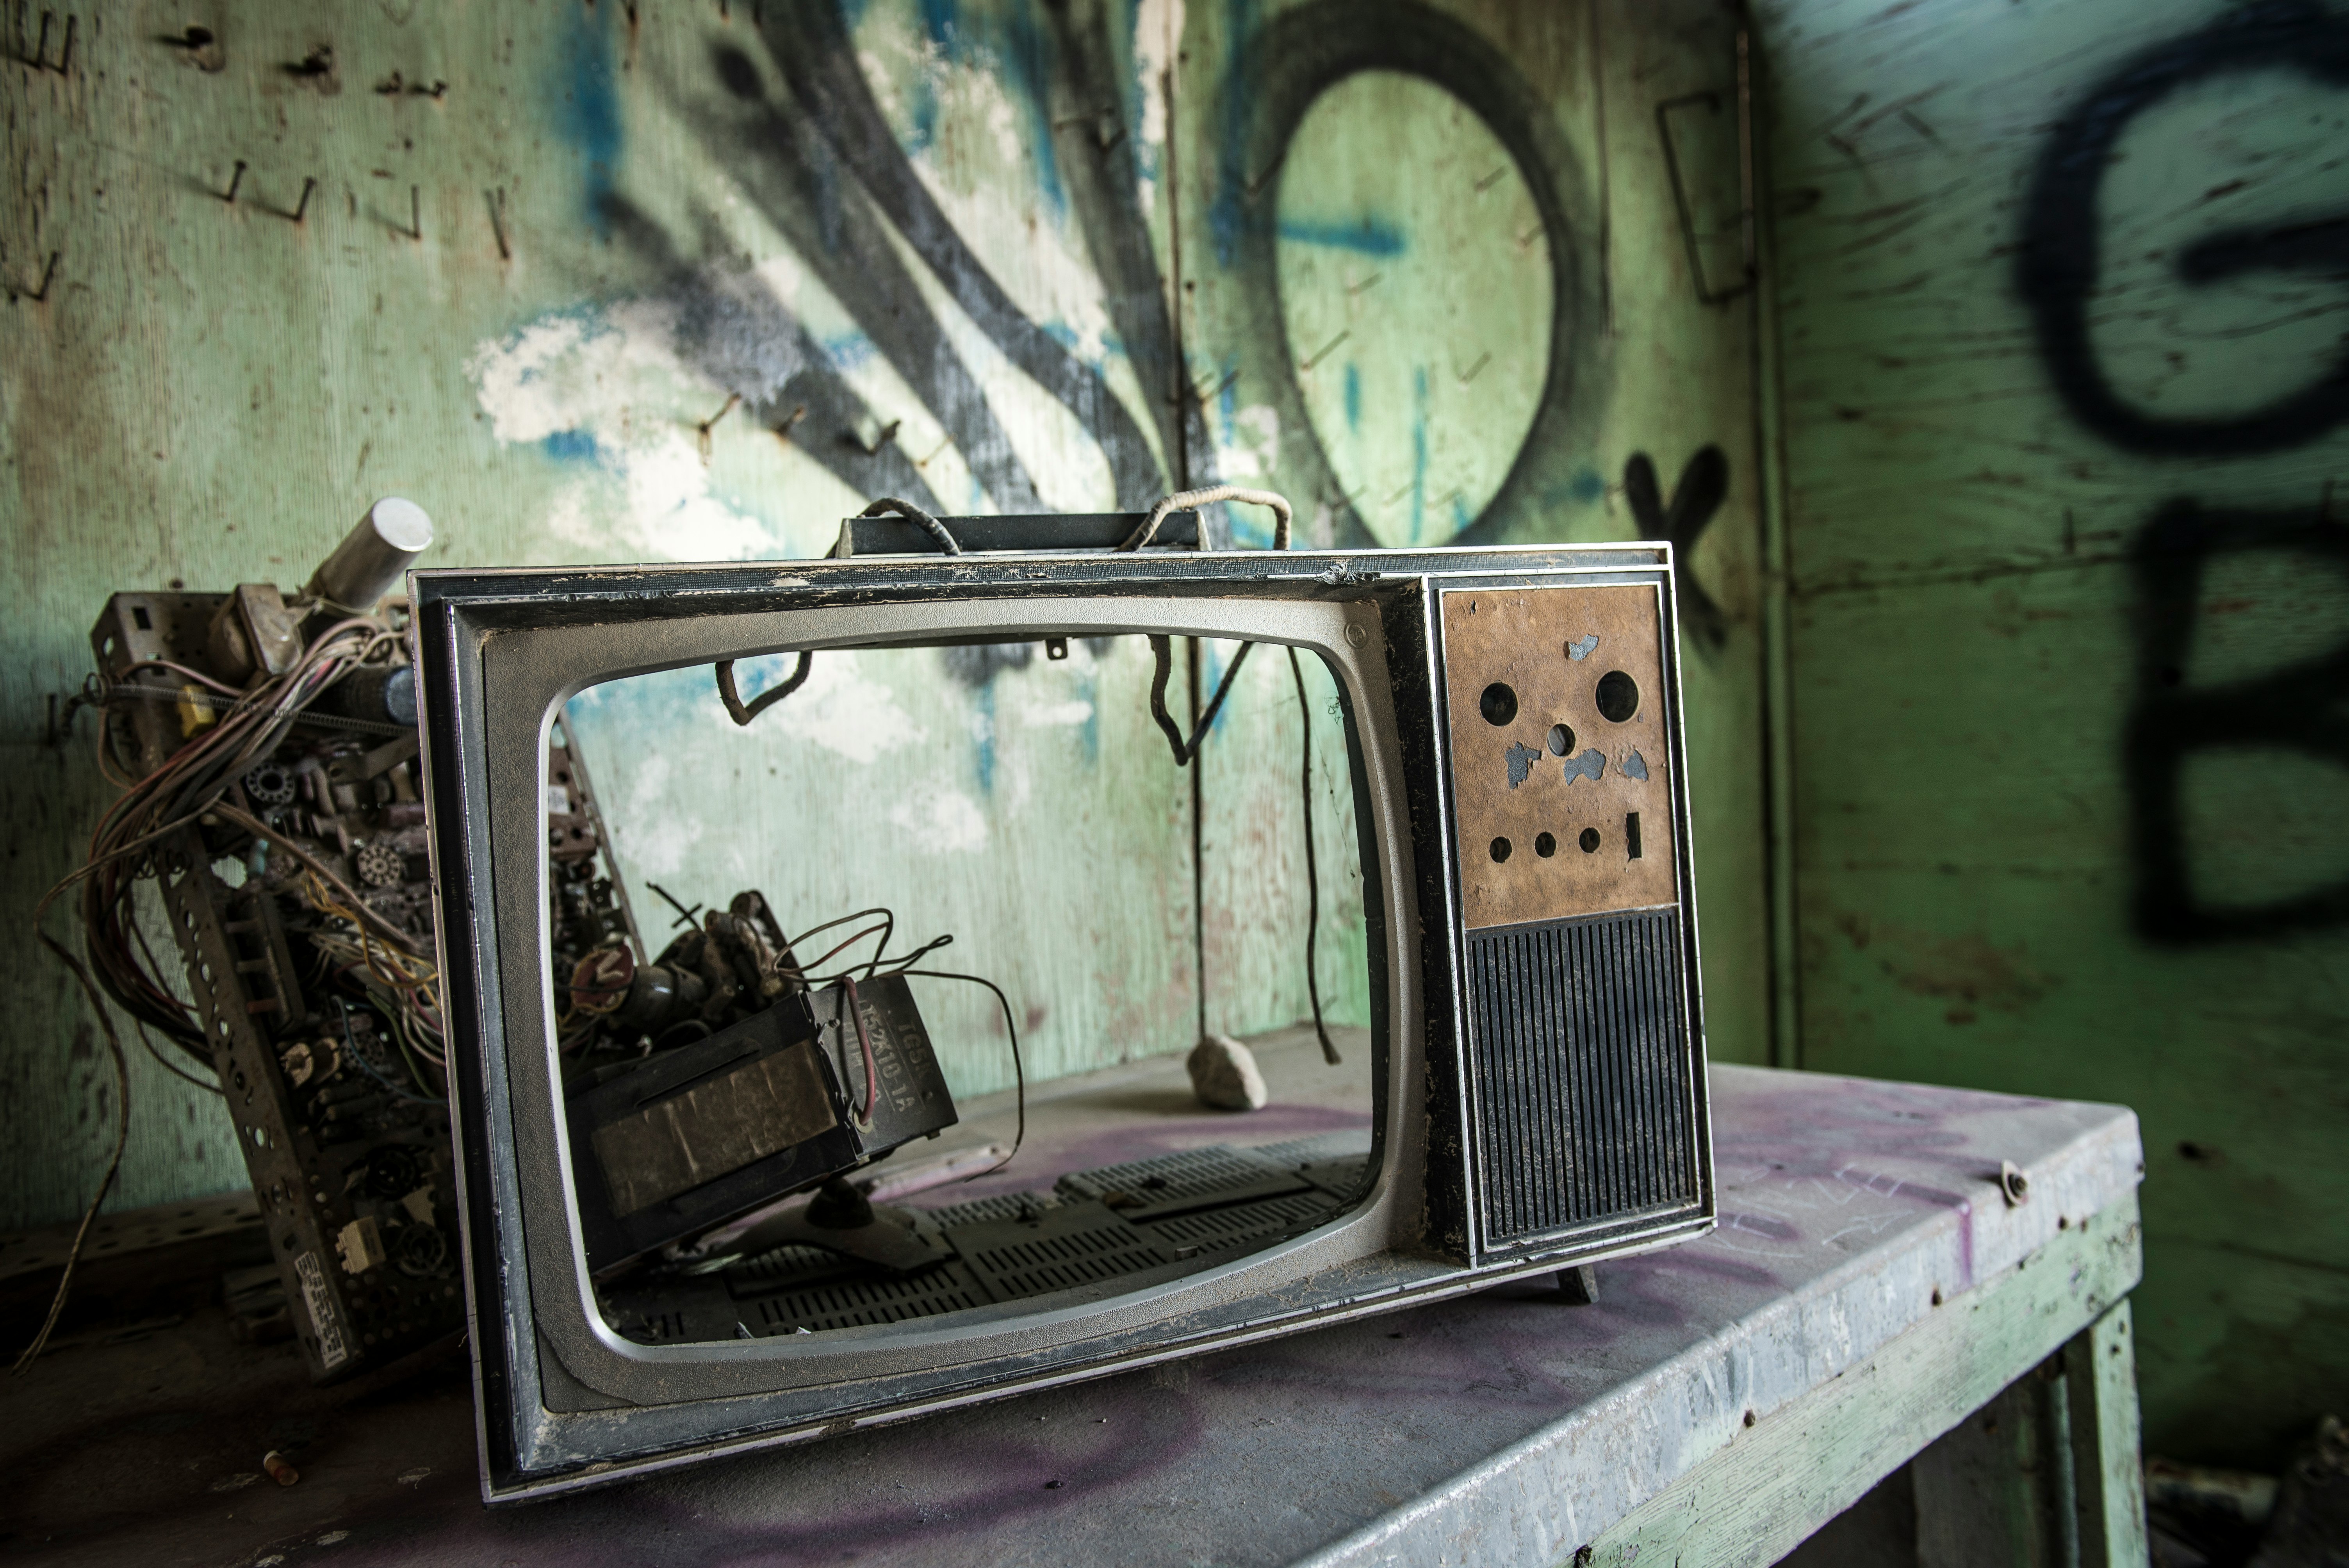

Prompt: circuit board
[86,590,634,1381]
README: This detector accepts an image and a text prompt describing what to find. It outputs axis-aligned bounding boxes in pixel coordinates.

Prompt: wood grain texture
[1758,0,2349,1469]
[1196,640,1375,1045]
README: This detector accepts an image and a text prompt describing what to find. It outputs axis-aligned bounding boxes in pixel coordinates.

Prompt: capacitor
[306,497,434,611]
[614,962,708,1034]
[323,665,418,727]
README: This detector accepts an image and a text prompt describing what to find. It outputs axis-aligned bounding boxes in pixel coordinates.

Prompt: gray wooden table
[2,1063,2147,1566]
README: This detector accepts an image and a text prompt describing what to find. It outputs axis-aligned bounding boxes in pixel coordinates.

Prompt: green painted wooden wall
[1753,0,2349,1470]
[0,0,1770,1245]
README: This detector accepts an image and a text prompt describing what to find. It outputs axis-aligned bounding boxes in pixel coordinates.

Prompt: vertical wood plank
[2069,1303,2151,1568]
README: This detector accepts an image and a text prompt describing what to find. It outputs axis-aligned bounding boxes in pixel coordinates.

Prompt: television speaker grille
[1466,905,1699,1248]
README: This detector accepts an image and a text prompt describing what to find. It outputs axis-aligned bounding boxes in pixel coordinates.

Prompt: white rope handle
[1119,485,1294,551]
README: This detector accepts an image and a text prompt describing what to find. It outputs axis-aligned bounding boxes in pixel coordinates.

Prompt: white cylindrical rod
[307,497,435,609]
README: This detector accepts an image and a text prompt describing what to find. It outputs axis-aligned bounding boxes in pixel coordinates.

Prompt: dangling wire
[14,934,133,1374]
[1131,487,1296,766]
[839,975,879,1128]
[711,500,958,728]
[716,651,814,727]
[1289,649,1341,1066]
[1146,636,1253,767]
[902,969,1025,1179]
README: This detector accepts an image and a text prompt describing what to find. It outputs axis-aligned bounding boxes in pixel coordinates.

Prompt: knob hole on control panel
[1595,670,1639,723]
[1479,683,1518,727]
[1546,723,1574,756]
[1489,836,1512,863]
[1535,832,1557,858]
[1579,827,1602,853]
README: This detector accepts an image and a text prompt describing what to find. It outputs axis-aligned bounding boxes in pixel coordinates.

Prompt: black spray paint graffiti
[2018,1,2349,941]
[2126,503,2349,943]
[1624,445,1729,650]
[1207,0,1610,549]
[596,0,1189,528]
[2018,0,2349,458]
[586,0,1636,561]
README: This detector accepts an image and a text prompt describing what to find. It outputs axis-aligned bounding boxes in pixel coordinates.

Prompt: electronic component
[68,502,636,1383]
[568,974,957,1274]
[416,516,1716,1500]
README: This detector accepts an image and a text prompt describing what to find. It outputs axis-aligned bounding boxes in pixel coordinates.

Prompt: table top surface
[0,1056,2142,1568]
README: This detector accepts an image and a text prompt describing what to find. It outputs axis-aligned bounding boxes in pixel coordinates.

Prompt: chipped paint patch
[1833,914,2056,1015]
[1131,0,1185,216]
[1216,403,1282,486]
[1018,699,1096,729]
[1567,633,1599,661]
[1623,748,1650,782]
[1505,741,1542,788]
[1563,748,1608,784]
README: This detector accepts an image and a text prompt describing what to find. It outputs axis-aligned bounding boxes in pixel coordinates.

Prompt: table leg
[2066,1303,2148,1568]
[1909,1302,2148,1568]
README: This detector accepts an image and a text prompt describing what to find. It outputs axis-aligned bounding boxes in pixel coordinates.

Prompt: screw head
[1999,1160,2030,1206]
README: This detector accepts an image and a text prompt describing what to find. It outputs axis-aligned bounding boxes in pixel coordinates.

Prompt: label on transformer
[294,1248,349,1370]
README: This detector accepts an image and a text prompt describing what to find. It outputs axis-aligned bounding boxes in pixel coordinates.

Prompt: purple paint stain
[1831,1165,1976,1285]
[1725,1211,1800,1242]
[1664,1252,1782,1291]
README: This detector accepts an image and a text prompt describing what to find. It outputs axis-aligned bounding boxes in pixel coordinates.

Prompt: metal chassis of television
[413,542,1715,1502]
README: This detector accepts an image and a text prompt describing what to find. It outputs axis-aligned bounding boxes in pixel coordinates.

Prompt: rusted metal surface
[1440,583,1677,928]
[0,1060,2140,1566]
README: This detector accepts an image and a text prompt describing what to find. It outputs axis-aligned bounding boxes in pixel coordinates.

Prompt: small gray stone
[1187,1034,1268,1112]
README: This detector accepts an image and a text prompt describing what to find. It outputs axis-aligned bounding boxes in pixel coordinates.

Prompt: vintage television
[414,511,1715,1502]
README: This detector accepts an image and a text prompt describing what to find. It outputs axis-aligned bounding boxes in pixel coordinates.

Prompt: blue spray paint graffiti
[557,5,622,238]
[1410,364,1428,543]
[972,680,998,793]
[1277,216,1405,255]
[907,0,1066,213]
[1079,666,1100,764]
[542,430,602,465]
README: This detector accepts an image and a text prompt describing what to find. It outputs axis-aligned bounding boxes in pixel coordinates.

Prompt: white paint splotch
[889,790,989,854]
[467,266,831,562]
[752,650,927,765]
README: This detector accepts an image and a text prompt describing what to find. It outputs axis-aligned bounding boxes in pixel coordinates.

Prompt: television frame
[413,541,1715,1503]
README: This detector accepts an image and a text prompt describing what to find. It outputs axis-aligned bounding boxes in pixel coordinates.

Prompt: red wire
[798,923,888,976]
[840,975,878,1124]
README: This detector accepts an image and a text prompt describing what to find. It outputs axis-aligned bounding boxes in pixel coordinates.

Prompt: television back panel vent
[1465,907,1698,1247]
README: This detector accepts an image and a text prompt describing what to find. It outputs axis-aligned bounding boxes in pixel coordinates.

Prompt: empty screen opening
[548,633,1378,1345]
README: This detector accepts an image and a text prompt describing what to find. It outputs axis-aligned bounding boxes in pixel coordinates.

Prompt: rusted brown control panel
[1441,584,1679,931]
